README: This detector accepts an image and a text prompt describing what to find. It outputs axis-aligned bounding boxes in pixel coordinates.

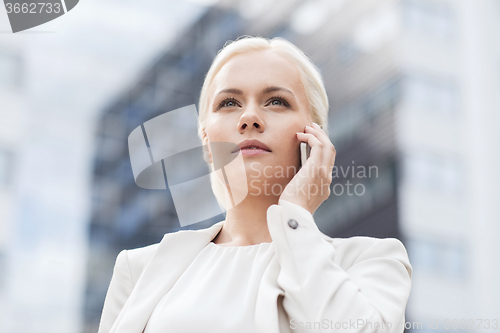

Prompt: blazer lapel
[109,212,334,333]
[110,221,225,333]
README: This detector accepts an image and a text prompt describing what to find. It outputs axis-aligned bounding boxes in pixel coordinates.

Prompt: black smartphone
[300,141,311,168]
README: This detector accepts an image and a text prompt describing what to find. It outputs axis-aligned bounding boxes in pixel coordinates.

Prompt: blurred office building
[1,1,207,332]
[0,39,27,333]
[85,0,500,332]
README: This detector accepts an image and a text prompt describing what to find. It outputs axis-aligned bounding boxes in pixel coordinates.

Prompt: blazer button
[288,219,298,229]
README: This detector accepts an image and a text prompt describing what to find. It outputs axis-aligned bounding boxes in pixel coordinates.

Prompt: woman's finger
[296,131,323,168]
[304,125,335,177]
[314,125,335,171]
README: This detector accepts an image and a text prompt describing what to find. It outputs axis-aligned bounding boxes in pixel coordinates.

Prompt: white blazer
[98,199,412,333]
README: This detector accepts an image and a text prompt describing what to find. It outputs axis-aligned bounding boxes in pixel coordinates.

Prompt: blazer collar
[110,212,333,333]
[110,220,225,333]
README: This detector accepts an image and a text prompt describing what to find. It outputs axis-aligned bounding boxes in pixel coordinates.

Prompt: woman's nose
[238,103,265,133]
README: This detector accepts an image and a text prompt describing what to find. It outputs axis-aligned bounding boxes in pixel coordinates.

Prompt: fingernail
[312,122,320,128]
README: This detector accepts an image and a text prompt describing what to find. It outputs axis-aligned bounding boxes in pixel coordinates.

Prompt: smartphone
[300,141,311,168]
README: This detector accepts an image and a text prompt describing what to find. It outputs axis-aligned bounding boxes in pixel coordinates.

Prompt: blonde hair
[197,35,329,211]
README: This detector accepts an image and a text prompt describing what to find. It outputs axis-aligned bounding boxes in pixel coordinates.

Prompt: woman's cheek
[207,121,226,141]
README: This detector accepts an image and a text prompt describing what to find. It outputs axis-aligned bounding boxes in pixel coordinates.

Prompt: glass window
[329,164,395,227]
[403,151,462,195]
[0,149,14,188]
[0,51,21,88]
[403,72,458,115]
[178,50,201,76]
[117,191,151,239]
[402,0,455,40]
[330,77,401,147]
[0,252,5,290]
[409,238,440,271]
[407,236,465,279]
[329,105,355,148]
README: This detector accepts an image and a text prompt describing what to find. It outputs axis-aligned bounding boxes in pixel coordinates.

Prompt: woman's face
[204,49,312,192]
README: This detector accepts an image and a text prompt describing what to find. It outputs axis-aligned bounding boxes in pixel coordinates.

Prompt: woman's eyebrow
[216,88,243,96]
[263,86,295,97]
[215,86,295,97]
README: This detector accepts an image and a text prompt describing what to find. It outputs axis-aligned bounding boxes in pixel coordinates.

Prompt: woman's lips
[239,148,271,156]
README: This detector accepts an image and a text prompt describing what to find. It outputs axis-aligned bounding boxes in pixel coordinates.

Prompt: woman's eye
[217,96,290,110]
[218,97,239,109]
[268,97,290,107]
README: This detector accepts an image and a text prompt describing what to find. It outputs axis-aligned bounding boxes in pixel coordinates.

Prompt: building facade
[85,0,500,332]
[0,39,27,333]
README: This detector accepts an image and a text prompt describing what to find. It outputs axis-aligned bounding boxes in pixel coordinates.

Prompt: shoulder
[324,235,412,278]
[119,242,160,286]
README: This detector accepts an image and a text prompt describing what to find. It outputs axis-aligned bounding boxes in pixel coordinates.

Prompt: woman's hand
[279,122,336,215]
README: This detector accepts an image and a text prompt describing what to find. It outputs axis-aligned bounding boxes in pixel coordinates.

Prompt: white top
[99,200,413,333]
[144,241,275,333]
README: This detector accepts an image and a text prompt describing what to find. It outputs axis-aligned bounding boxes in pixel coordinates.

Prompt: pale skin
[202,49,336,247]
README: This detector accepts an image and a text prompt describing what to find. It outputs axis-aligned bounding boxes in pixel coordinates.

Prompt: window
[403,151,462,195]
[0,149,14,188]
[329,163,395,227]
[407,236,466,279]
[403,72,458,115]
[0,51,22,88]
[117,191,151,239]
[363,78,400,117]
[329,77,401,148]
[0,252,5,290]
[402,0,455,40]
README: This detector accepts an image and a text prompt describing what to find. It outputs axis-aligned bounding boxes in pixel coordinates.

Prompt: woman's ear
[202,130,212,164]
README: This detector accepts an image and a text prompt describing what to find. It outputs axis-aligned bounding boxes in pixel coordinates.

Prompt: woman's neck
[211,194,278,247]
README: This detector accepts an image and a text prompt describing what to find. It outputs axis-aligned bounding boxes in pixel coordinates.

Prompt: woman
[98,36,412,333]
